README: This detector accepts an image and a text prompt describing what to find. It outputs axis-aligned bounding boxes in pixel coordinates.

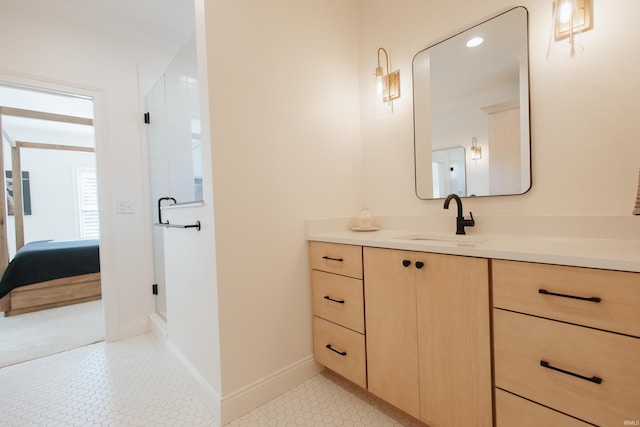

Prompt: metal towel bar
[154,221,201,231]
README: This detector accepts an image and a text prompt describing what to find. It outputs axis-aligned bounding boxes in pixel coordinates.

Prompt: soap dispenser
[358,208,372,228]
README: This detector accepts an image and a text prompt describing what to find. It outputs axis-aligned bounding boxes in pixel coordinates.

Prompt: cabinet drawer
[313,316,366,388]
[493,260,640,337]
[311,270,364,334]
[496,389,592,427]
[309,242,362,279]
[494,309,640,426]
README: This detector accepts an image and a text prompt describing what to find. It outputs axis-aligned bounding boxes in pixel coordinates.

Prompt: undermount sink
[394,233,492,244]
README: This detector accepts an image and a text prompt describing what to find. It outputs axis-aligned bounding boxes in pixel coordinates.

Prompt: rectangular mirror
[413,7,531,199]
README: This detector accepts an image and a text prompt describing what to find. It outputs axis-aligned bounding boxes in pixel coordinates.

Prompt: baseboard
[147,314,323,425]
[148,312,168,338]
[110,316,149,341]
[149,314,222,425]
[220,355,324,425]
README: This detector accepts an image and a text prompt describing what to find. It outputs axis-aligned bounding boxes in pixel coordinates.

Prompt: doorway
[0,82,104,366]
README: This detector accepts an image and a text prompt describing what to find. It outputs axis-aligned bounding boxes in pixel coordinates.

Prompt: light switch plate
[116,199,134,214]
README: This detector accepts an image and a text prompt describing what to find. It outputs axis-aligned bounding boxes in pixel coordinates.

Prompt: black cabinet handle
[402,260,411,267]
[322,256,343,262]
[323,296,345,304]
[540,360,602,384]
[538,289,601,303]
[325,344,347,356]
[415,261,424,269]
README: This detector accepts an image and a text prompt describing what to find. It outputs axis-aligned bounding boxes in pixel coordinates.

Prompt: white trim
[111,317,149,341]
[149,314,222,426]
[219,356,324,425]
[148,312,168,337]
[148,312,322,426]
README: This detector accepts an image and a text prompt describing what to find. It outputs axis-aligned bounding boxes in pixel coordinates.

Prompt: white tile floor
[0,333,422,426]
[228,371,422,427]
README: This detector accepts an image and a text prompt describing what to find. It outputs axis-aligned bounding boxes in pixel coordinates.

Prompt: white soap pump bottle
[358,208,373,229]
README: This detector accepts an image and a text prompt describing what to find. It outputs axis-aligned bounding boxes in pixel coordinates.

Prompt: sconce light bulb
[471,137,482,160]
[559,1,573,24]
[376,76,384,98]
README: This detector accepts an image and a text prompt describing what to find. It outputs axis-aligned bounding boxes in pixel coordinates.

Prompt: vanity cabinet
[363,247,493,426]
[493,260,640,426]
[309,242,366,388]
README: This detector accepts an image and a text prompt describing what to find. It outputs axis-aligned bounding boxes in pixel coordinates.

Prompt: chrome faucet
[443,194,475,235]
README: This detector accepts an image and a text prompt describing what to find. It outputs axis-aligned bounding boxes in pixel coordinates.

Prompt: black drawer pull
[322,256,344,262]
[324,296,345,304]
[540,360,602,384]
[538,289,601,303]
[325,344,347,356]
[415,261,424,269]
[402,260,411,267]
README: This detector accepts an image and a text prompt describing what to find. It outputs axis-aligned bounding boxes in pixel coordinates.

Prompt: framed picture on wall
[5,171,32,216]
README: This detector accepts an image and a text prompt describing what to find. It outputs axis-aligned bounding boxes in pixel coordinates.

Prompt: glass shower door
[145,35,202,319]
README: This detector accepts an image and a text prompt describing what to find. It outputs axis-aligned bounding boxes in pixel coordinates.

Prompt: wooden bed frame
[0,273,101,317]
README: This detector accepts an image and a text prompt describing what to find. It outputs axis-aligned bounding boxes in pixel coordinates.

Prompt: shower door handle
[157,197,177,224]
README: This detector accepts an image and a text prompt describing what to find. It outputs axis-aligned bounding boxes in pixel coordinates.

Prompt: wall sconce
[471,137,482,160]
[375,47,400,112]
[547,0,593,59]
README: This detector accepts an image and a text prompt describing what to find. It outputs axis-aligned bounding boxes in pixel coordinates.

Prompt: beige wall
[358,0,640,217]
[201,0,361,405]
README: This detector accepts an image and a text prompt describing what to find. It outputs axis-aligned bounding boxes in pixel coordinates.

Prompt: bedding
[0,239,100,300]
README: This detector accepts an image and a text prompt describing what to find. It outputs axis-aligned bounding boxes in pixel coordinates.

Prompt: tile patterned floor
[0,333,216,426]
[228,370,422,427]
[0,333,422,426]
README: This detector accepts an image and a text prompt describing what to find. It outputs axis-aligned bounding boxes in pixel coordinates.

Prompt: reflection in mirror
[413,7,531,199]
[432,147,466,198]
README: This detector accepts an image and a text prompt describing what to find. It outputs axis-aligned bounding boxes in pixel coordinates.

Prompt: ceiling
[7,0,195,52]
[2,0,196,147]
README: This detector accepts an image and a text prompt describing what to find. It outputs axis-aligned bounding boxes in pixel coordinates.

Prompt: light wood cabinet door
[364,248,492,425]
[417,253,493,427]
[363,247,420,419]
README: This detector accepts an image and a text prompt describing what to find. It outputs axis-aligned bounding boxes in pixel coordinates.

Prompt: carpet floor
[0,300,104,368]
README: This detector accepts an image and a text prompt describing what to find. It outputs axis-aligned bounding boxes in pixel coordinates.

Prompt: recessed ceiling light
[466,37,484,48]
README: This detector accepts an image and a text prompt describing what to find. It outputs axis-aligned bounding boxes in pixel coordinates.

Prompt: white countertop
[307,227,640,273]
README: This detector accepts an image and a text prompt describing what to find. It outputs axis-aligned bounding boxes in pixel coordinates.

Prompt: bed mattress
[0,239,100,299]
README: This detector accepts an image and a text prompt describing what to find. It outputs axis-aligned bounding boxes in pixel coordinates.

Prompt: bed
[0,239,101,316]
